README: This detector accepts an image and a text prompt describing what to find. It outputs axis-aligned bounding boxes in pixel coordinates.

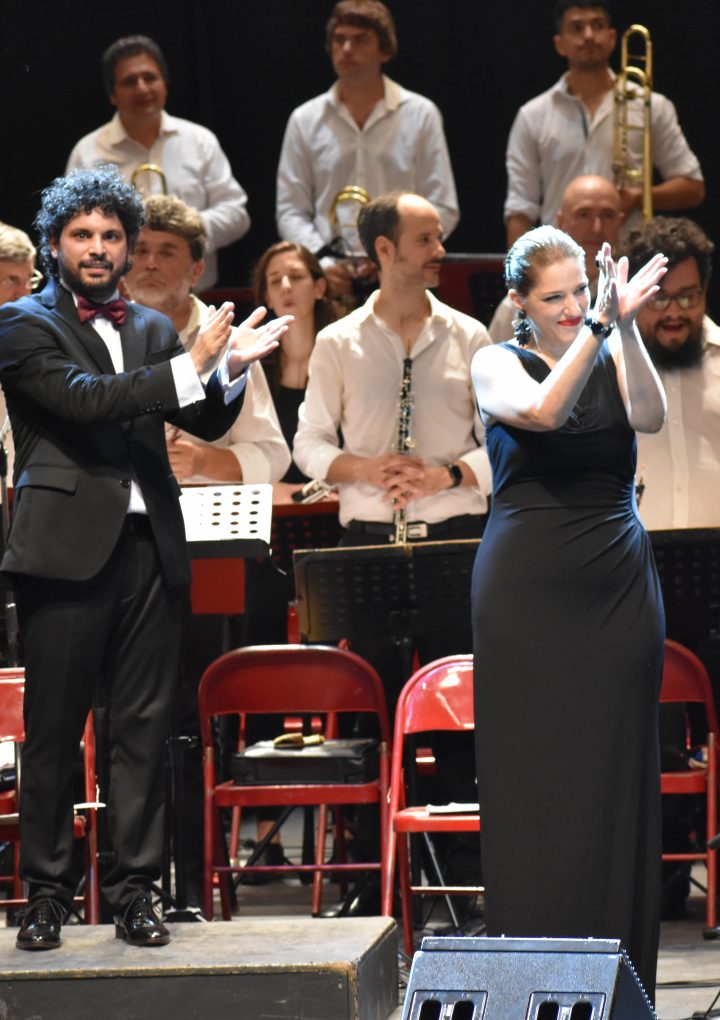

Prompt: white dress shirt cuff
[217,352,249,404]
[459,447,493,499]
[172,352,206,407]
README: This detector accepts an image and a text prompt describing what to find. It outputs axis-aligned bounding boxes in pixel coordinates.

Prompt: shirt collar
[328,74,406,114]
[555,69,616,99]
[107,110,179,146]
[359,287,451,333]
[703,315,720,349]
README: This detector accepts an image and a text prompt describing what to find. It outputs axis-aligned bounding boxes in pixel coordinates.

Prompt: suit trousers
[16,521,184,913]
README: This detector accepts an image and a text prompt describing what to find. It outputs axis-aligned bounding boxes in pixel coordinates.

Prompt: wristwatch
[446,463,463,489]
[584,316,614,338]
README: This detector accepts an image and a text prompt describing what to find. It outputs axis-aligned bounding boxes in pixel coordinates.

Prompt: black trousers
[16,523,183,913]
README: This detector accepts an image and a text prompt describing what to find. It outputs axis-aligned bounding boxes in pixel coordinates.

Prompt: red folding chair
[0,668,100,922]
[660,639,720,935]
[198,644,390,919]
[383,655,480,957]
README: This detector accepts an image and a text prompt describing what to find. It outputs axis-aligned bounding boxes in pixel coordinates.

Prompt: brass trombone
[612,24,653,221]
[328,185,370,258]
[130,163,168,197]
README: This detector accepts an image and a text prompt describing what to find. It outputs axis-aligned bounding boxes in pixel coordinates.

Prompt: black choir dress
[471,341,664,999]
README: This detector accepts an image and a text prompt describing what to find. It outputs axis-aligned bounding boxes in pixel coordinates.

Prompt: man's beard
[644,325,705,371]
[124,278,178,316]
[59,255,128,303]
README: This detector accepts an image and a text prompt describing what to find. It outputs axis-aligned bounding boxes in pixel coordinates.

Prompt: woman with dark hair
[253,241,336,501]
[471,226,667,1000]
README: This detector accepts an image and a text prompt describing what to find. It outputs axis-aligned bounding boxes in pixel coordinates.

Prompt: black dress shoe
[320,878,381,918]
[16,897,65,951]
[114,895,170,947]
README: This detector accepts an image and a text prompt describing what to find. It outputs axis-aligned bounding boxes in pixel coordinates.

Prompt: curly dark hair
[618,216,714,290]
[35,165,145,279]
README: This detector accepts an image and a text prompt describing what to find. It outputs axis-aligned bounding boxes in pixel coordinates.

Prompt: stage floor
[3,818,720,1019]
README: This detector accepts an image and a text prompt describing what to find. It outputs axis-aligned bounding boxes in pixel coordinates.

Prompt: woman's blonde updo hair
[504,226,585,345]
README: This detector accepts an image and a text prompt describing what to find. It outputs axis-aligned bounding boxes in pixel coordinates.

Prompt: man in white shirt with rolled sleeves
[294,190,489,912]
[295,191,490,682]
[122,194,289,486]
[67,35,249,291]
[276,1,458,303]
[504,1,704,249]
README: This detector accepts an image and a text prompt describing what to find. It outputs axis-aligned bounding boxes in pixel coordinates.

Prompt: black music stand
[650,528,720,862]
[156,485,273,920]
[294,538,477,680]
[649,528,720,654]
[294,538,479,921]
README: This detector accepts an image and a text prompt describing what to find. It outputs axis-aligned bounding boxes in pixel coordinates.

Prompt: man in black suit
[0,166,289,950]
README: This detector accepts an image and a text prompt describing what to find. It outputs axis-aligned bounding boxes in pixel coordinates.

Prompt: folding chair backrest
[661,639,719,735]
[0,673,25,744]
[397,655,474,738]
[198,644,390,746]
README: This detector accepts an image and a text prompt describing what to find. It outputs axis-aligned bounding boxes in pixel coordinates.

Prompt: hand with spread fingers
[190,301,235,373]
[226,306,293,379]
[594,241,667,331]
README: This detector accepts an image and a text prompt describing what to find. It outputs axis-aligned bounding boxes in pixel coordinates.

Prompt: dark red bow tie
[77,295,127,326]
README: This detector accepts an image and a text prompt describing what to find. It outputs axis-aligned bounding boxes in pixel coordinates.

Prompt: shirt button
[121,479,130,489]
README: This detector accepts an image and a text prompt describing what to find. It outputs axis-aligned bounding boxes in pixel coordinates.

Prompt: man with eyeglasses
[0,222,41,487]
[618,216,719,530]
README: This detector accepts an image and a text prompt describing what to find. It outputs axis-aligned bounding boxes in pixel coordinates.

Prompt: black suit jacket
[0,279,244,587]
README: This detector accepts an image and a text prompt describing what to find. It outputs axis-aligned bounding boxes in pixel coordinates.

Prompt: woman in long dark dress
[471,226,668,1000]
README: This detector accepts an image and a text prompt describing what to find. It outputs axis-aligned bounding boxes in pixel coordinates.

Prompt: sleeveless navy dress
[472,341,664,999]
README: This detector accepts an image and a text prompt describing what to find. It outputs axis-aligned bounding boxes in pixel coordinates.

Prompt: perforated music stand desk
[293,539,478,652]
[181,483,273,616]
[181,483,272,558]
[649,527,720,646]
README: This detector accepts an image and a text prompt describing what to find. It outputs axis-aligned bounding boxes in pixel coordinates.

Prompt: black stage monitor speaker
[401,937,656,1019]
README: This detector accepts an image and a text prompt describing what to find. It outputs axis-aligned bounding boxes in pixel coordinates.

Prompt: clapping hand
[593,242,667,331]
[226,306,293,380]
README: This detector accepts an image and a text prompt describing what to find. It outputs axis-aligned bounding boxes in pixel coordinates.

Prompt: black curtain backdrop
[0,0,715,314]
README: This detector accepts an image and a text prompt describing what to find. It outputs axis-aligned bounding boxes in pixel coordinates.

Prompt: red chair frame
[0,669,99,922]
[383,655,480,957]
[660,639,720,934]
[198,644,390,920]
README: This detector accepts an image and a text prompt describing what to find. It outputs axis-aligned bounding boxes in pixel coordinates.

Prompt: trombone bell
[130,163,168,198]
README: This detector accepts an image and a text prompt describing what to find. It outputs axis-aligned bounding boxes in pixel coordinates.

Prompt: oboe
[392,356,415,544]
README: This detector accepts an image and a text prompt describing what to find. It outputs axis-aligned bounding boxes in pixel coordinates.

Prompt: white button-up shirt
[505,73,703,231]
[66,112,250,290]
[173,295,290,483]
[636,316,720,529]
[294,290,491,527]
[276,76,459,257]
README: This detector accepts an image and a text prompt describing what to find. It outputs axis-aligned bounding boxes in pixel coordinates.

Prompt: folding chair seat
[383,654,481,957]
[0,668,100,922]
[198,644,390,919]
[660,639,720,936]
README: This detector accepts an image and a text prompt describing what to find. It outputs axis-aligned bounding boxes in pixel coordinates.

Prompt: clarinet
[392,356,415,544]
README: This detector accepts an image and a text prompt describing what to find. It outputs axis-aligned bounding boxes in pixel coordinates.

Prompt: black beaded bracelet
[584,316,614,338]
